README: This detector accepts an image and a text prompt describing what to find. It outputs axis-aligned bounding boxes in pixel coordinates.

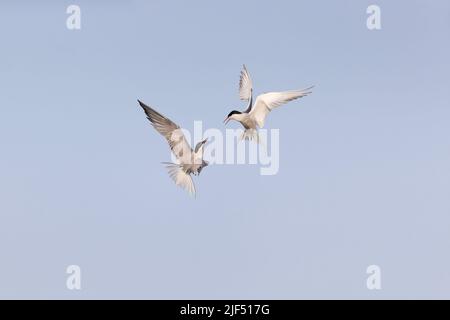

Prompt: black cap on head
[227,110,242,118]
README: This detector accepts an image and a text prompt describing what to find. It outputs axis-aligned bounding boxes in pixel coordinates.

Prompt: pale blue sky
[0,0,449,299]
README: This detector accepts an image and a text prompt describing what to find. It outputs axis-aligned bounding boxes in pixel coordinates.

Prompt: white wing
[164,163,196,196]
[138,100,193,162]
[249,87,313,128]
[239,65,253,101]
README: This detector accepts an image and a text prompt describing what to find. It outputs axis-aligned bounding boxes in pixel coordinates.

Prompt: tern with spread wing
[224,65,313,141]
[138,100,208,196]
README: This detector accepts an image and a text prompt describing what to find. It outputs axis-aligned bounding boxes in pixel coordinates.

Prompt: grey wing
[239,65,254,113]
[249,87,313,128]
[138,100,193,161]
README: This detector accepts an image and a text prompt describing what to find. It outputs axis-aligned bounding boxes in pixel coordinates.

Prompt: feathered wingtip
[137,99,146,109]
[301,85,315,95]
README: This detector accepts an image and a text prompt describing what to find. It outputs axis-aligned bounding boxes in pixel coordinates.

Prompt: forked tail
[241,129,260,143]
[240,129,268,154]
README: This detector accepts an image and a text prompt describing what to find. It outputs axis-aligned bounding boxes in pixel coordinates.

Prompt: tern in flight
[224,65,313,141]
[138,100,208,196]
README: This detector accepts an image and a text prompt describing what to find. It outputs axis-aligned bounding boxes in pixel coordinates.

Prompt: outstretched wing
[239,65,253,113]
[138,100,192,162]
[249,86,313,128]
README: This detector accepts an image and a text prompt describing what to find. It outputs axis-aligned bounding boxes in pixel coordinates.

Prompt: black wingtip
[137,99,150,112]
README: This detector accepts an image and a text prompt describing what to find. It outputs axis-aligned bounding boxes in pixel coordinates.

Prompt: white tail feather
[241,129,260,144]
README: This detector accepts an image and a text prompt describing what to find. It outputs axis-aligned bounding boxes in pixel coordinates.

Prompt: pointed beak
[224,117,230,125]
[202,138,208,145]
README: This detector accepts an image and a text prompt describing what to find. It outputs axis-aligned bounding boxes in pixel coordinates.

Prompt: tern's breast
[241,116,257,130]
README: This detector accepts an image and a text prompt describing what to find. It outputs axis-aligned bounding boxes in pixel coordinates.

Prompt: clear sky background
[0,0,449,299]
